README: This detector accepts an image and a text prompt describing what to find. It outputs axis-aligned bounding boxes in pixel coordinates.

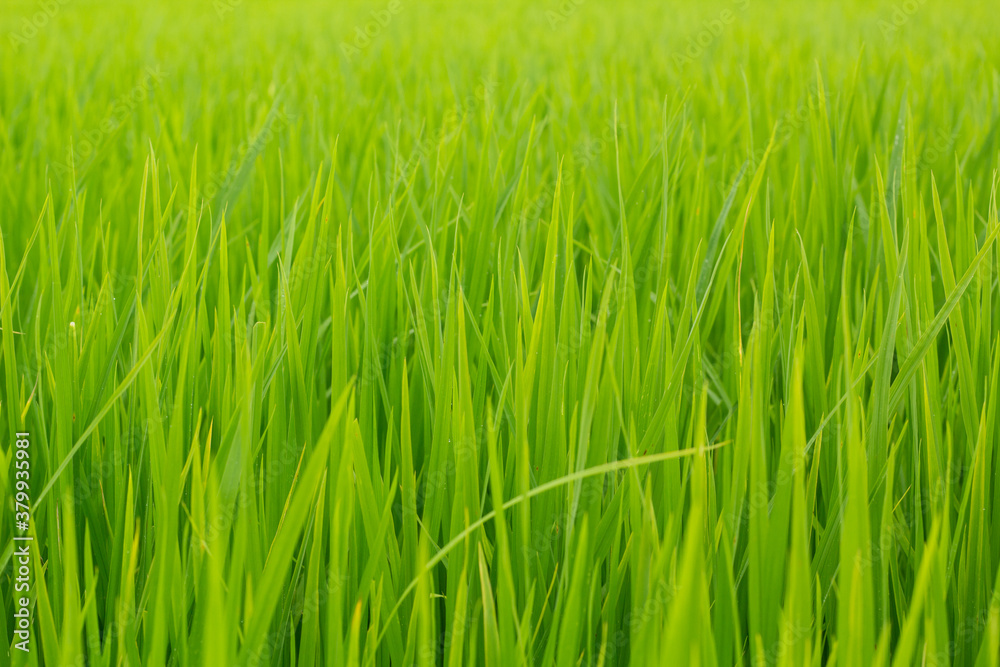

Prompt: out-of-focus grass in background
[2,0,1000,664]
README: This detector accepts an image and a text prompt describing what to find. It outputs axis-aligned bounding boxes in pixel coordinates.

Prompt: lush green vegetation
[2,0,1000,664]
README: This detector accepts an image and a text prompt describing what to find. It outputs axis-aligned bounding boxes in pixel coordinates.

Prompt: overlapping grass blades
[2,0,1000,665]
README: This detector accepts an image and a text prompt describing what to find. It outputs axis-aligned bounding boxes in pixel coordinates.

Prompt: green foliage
[1,0,1000,664]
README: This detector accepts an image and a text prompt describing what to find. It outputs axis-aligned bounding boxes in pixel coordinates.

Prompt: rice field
[2,0,1000,665]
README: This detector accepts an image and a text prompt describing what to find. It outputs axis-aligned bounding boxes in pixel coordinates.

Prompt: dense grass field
[2,0,1000,664]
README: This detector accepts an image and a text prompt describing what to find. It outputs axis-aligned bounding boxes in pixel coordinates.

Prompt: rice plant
[1,0,1000,665]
